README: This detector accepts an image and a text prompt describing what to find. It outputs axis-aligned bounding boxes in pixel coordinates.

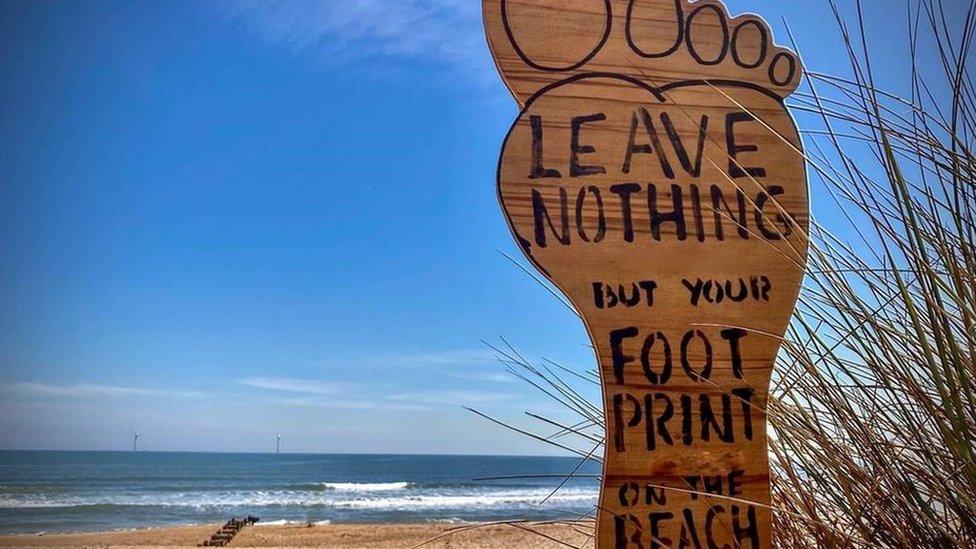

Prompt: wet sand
[0,522,592,548]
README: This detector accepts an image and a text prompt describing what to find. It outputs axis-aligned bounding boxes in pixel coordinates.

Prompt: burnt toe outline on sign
[501,0,614,71]
[490,0,802,104]
[624,0,799,88]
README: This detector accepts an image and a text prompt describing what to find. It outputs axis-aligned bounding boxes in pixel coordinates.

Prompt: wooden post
[483,1,809,547]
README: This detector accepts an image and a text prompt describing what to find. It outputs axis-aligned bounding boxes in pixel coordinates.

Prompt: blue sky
[0,0,937,454]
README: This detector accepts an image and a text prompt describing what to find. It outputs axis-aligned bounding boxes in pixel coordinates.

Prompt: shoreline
[0,522,593,547]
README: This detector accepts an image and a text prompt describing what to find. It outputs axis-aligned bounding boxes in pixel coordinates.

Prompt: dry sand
[0,523,592,548]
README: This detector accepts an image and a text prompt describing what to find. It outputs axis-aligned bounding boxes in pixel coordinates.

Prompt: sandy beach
[0,523,591,548]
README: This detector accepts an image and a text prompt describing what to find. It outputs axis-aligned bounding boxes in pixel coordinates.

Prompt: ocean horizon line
[0,448,574,459]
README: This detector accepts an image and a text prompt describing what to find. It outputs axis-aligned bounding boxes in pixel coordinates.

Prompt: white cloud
[3,382,203,399]
[282,349,500,371]
[383,349,499,367]
[217,0,491,78]
[266,396,432,412]
[241,376,514,409]
[388,390,518,406]
[455,372,514,384]
[237,377,350,395]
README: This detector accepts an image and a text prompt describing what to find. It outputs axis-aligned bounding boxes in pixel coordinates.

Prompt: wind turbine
[276,434,282,454]
[133,431,140,452]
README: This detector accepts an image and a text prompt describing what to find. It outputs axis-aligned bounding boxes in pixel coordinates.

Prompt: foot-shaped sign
[485,1,809,547]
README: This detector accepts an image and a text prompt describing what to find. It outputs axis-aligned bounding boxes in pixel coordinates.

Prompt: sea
[0,451,601,534]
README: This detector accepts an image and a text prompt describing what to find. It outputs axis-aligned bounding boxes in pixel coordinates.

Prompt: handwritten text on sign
[485,1,809,547]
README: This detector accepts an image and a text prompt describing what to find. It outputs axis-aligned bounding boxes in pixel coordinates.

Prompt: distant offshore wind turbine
[276,434,282,454]
[133,431,140,452]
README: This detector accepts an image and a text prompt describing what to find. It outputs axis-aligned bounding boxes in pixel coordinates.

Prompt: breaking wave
[0,487,598,511]
[318,482,411,492]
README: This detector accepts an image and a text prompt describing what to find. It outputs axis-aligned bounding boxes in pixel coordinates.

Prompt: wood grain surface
[484,1,809,547]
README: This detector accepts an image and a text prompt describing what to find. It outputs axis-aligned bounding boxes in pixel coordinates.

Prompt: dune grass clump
[474,2,976,547]
[768,1,976,546]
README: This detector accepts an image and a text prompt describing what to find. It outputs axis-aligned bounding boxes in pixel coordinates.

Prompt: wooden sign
[483,1,808,547]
